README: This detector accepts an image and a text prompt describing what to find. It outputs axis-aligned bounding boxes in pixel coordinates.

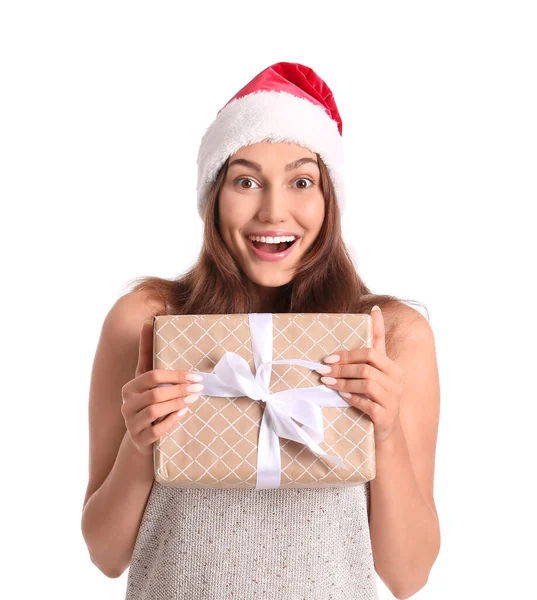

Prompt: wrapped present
[152,312,376,490]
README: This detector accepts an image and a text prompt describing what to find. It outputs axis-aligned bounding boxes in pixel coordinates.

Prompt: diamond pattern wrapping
[152,313,376,489]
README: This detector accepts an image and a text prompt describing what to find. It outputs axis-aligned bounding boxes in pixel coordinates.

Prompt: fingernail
[185,373,203,382]
[339,391,352,399]
[184,394,200,404]
[323,355,340,364]
[314,365,332,375]
[320,376,338,385]
[186,383,204,393]
[371,305,380,312]
[176,407,189,417]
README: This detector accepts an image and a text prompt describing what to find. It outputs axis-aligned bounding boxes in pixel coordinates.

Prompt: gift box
[152,312,376,490]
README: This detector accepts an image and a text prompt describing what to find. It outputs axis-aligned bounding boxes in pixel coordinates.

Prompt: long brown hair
[125,151,426,349]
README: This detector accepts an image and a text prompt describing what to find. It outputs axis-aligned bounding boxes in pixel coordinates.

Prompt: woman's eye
[235,177,260,189]
[294,177,314,190]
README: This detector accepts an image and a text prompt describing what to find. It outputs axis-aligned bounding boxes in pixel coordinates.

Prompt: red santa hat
[196,61,345,219]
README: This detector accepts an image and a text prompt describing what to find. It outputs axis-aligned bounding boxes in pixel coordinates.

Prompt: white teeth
[248,235,296,244]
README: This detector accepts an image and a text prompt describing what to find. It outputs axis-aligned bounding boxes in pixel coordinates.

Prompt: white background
[1,1,535,598]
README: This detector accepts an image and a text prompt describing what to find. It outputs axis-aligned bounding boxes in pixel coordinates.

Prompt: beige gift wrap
[152,312,376,490]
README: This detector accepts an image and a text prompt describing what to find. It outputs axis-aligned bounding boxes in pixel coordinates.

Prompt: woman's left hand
[317,305,404,445]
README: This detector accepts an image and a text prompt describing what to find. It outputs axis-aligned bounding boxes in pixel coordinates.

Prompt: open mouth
[249,238,297,253]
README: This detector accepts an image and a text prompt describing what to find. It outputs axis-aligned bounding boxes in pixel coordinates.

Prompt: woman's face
[218,142,325,291]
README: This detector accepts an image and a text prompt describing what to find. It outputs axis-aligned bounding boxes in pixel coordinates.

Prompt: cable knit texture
[125,481,379,599]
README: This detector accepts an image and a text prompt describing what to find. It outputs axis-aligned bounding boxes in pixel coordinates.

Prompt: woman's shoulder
[380,300,427,328]
[377,300,430,359]
[106,289,167,330]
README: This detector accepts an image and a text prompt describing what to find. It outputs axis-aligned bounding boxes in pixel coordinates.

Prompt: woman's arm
[368,305,441,598]
[82,431,154,578]
[81,290,163,578]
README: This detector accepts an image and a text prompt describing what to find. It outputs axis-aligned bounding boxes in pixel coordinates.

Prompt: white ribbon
[186,313,352,489]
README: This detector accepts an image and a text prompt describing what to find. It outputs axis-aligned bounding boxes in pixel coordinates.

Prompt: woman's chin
[243,266,293,289]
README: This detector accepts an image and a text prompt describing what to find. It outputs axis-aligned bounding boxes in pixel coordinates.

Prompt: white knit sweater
[125,481,379,599]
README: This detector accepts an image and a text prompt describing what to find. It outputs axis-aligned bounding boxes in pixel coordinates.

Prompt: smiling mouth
[249,238,297,253]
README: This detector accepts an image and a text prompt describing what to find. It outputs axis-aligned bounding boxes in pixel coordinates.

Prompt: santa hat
[196,61,345,219]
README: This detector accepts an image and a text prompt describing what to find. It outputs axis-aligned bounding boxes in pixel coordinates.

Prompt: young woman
[81,62,441,600]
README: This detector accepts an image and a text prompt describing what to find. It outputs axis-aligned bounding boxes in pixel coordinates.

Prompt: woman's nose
[255,187,289,222]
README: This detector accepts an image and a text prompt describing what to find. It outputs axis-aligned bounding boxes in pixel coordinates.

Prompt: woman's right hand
[120,320,204,456]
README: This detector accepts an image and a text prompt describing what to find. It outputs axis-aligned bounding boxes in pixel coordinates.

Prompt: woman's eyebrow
[228,157,319,172]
